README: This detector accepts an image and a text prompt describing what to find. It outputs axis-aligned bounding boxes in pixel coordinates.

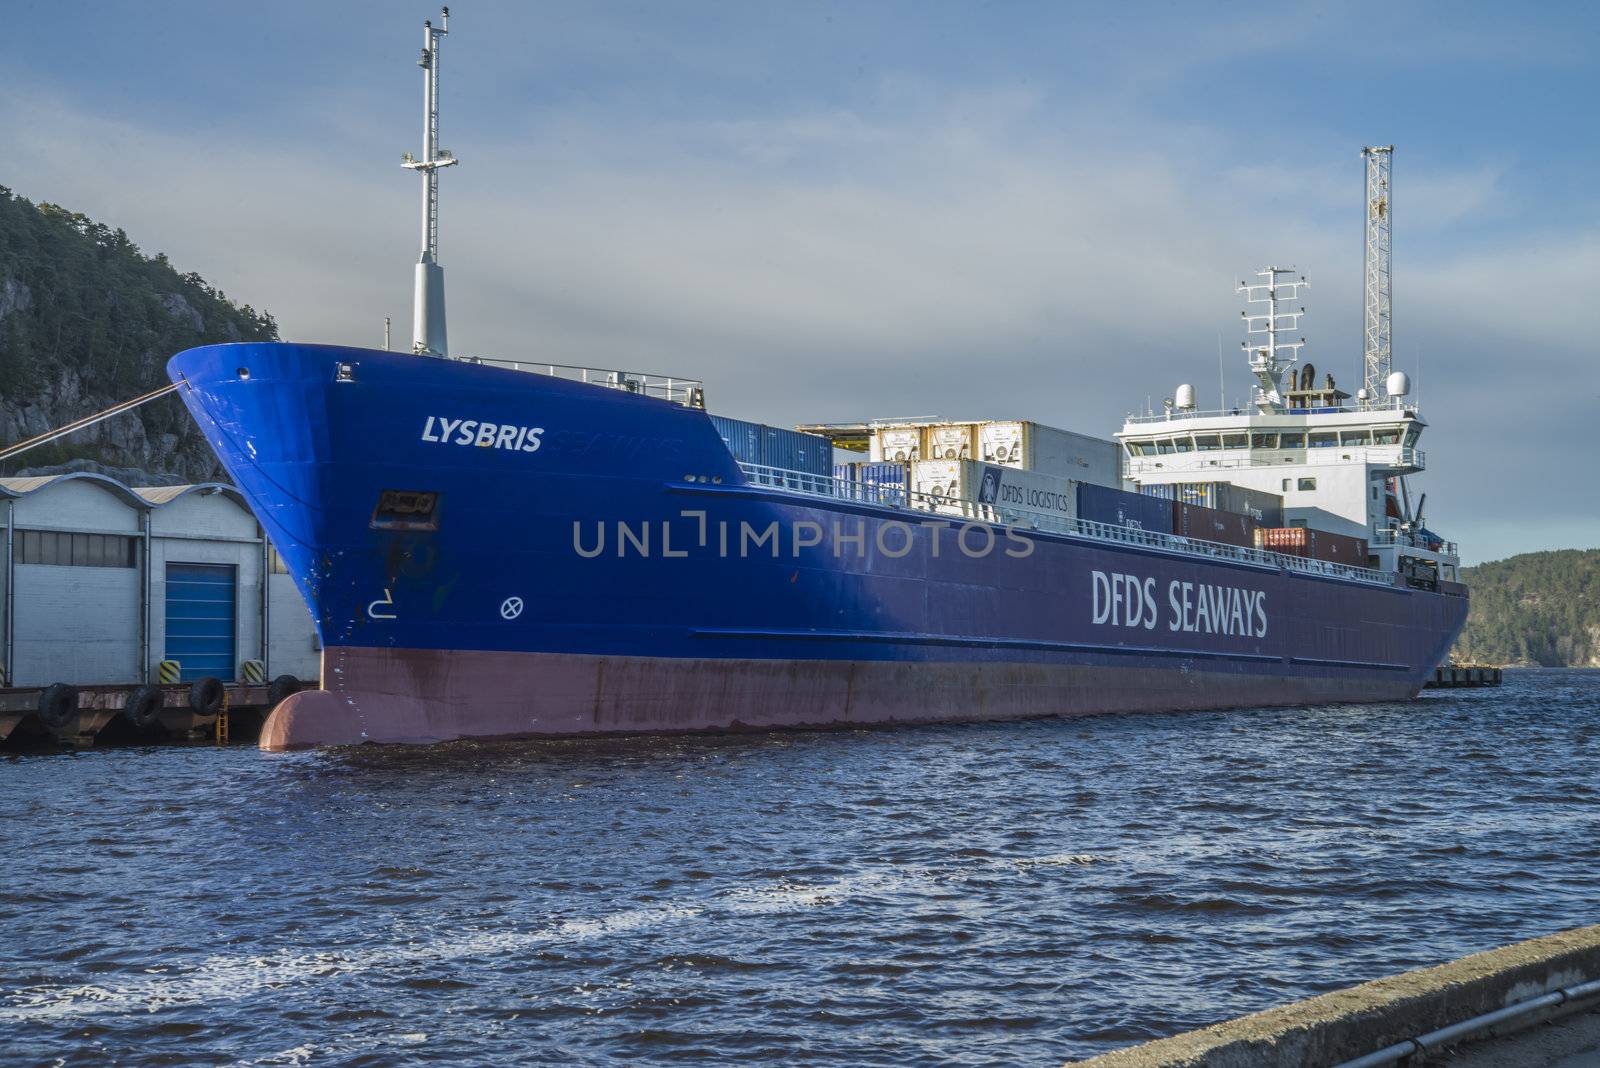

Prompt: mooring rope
[0,381,181,464]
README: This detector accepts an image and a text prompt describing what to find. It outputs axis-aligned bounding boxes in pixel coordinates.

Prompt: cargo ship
[167,14,1466,748]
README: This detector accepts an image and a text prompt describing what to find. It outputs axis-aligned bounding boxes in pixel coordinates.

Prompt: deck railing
[736,462,1393,586]
[1123,401,1418,424]
[1372,527,1458,556]
[1125,445,1423,473]
[459,357,705,408]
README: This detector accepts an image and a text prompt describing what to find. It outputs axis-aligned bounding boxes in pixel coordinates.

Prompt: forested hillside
[1454,549,1600,667]
[0,187,277,483]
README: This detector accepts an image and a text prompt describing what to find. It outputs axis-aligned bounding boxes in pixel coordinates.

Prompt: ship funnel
[403,8,459,357]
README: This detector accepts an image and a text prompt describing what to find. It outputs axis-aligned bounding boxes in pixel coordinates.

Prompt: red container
[1253,527,1370,565]
[1173,501,1258,548]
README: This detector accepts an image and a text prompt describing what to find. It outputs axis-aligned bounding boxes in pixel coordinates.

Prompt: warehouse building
[0,473,319,688]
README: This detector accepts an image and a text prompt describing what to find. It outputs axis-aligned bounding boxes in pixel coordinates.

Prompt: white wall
[268,573,321,682]
[13,564,141,685]
[10,479,139,532]
[148,491,258,540]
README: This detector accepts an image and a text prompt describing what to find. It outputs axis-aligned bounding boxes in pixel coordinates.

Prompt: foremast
[401,7,457,357]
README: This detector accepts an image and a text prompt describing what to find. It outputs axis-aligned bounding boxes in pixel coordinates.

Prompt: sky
[5,0,1598,564]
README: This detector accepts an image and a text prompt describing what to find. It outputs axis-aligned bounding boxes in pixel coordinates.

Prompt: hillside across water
[0,187,277,483]
[1454,549,1600,667]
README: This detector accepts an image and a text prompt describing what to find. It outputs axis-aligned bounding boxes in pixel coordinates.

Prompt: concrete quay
[1067,924,1600,1068]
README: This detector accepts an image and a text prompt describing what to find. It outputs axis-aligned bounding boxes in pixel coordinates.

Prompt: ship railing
[458,357,705,408]
[1372,528,1458,555]
[735,462,1393,586]
[1122,401,1418,424]
[1125,444,1424,473]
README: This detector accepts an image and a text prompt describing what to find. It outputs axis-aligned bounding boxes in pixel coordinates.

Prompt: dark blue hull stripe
[691,627,1291,664]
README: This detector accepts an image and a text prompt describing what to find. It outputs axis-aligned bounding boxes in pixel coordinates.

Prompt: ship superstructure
[1118,262,1458,588]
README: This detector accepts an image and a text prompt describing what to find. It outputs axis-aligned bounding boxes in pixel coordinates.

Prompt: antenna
[1362,146,1393,409]
[1237,266,1308,413]
[402,7,458,357]
[384,316,392,351]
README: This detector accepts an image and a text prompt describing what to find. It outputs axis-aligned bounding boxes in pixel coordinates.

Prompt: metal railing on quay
[734,462,1392,586]
[458,357,704,407]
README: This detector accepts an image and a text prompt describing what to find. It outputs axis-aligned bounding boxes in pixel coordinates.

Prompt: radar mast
[1237,267,1307,413]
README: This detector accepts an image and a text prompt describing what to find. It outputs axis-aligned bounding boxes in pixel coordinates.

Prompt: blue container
[761,424,834,477]
[709,415,763,465]
[708,415,833,477]
[857,461,907,505]
[1077,483,1174,534]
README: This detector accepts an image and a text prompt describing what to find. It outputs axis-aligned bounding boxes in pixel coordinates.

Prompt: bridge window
[1194,434,1221,451]
[1279,432,1304,448]
[1341,429,1372,446]
[1222,433,1248,448]
[1373,428,1401,445]
[1173,435,1194,453]
[1251,432,1279,449]
[1309,432,1337,448]
[1403,425,1421,447]
[1154,437,1176,455]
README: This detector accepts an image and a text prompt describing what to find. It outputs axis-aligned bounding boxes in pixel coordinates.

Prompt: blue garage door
[165,563,236,681]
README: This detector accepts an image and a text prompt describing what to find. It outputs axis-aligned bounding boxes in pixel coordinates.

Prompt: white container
[870,426,924,463]
[911,459,1077,526]
[925,423,979,460]
[977,420,1120,487]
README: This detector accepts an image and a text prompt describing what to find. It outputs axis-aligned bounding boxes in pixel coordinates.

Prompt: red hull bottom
[259,646,1423,750]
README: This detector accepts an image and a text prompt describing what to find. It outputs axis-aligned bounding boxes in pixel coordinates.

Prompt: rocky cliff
[0,187,278,484]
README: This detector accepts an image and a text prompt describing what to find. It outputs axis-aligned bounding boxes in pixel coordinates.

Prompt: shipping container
[925,422,980,460]
[1177,482,1283,527]
[709,414,762,465]
[976,421,1121,488]
[762,424,833,476]
[709,415,833,476]
[910,460,1076,525]
[1074,483,1174,535]
[1140,481,1283,526]
[869,426,925,463]
[1172,500,1258,548]
[1253,527,1370,565]
[835,461,909,506]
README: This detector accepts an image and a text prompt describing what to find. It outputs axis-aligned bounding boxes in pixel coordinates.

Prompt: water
[2,669,1596,1066]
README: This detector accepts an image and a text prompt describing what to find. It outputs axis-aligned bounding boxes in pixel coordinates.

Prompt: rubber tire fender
[122,684,164,729]
[38,683,79,731]
[266,674,300,709]
[189,676,226,715]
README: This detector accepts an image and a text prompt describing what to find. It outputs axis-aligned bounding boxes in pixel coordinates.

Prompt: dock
[0,678,301,748]
[1066,924,1600,1068]
[1425,664,1504,688]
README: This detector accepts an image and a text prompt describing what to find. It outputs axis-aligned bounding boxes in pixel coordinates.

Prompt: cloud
[1,68,1593,563]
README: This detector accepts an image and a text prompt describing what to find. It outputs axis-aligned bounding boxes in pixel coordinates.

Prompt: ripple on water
[0,670,1596,1066]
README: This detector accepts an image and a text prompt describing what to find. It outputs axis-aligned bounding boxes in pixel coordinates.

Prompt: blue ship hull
[168,343,1468,748]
